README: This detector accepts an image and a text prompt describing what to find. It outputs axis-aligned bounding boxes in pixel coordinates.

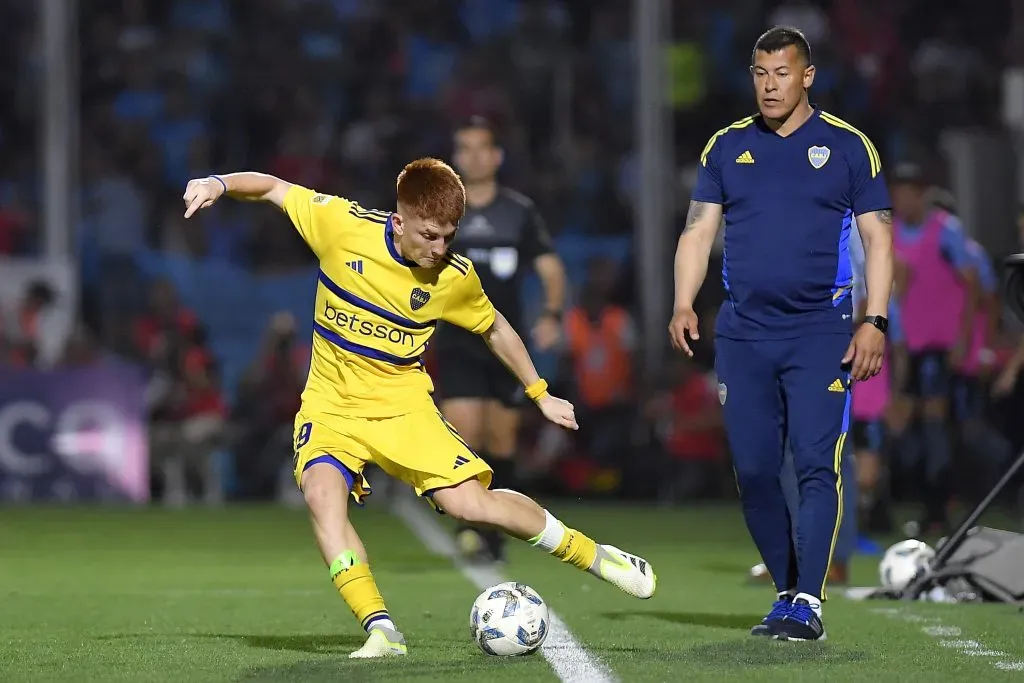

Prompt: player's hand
[531,314,561,352]
[992,366,1019,398]
[668,306,700,357]
[537,394,578,431]
[842,323,885,381]
[182,176,226,218]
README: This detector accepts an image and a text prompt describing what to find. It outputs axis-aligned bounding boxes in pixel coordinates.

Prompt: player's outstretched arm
[182,172,293,217]
[482,310,578,430]
[669,200,723,356]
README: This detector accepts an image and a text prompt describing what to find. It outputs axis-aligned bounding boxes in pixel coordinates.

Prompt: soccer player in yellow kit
[182,158,656,658]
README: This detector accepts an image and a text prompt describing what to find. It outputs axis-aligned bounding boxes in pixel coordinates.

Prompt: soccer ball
[879,539,935,591]
[469,581,549,656]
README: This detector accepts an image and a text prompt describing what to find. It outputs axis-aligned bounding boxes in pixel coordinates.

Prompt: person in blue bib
[669,26,894,641]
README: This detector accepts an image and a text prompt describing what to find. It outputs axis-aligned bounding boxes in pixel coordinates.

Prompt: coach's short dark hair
[454,116,500,147]
[752,26,812,66]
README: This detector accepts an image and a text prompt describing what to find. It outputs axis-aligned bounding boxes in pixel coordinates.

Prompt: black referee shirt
[435,187,554,349]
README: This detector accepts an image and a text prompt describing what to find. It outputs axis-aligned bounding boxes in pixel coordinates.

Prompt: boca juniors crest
[807,145,830,169]
[410,287,430,311]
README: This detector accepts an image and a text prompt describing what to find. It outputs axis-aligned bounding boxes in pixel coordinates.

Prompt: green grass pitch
[2,500,1022,682]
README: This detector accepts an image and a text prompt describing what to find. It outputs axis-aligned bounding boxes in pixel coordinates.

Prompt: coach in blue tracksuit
[669,27,894,641]
[781,220,877,576]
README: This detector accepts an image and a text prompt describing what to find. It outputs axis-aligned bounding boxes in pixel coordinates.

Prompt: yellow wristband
[525,379,549,401]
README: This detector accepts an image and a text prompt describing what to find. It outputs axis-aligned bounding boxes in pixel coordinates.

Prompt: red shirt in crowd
[666,374,724,461]
[134,309,200,359]
[181,346,226,419]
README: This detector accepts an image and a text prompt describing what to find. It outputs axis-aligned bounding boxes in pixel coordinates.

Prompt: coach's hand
[182,176,226,218]
[668,307,700,357]
[537,394,578,431]
[843,323,885,381]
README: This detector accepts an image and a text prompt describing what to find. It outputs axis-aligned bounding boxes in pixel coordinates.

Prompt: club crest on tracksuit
[718,383,728,405]
[807,146,831,169]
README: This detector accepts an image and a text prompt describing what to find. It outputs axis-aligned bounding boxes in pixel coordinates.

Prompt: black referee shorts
[433,333,526,409]
[906,349,952,399]
[951,373,987,422]
[851,418,886,454]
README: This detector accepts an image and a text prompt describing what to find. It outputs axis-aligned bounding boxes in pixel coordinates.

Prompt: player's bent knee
[438,495,489,525]
[301,462,351,512]
[491,488,530,500]
[430,480,491,525]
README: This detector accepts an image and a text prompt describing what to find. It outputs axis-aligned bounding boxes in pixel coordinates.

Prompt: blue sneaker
[750,594,793,637]
[856,535,883,555]
[773,597,826,641]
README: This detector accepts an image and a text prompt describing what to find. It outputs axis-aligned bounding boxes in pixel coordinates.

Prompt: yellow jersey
[281,185,496,418]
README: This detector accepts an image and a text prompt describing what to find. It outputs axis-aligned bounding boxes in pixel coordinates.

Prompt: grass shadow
[237,656,532,683]
[683,639,870,667]
[601,610,763,630]
[595,638,869,667]
[205,633,365,654]
[235,642,542,682]
[95,632,364,655]
[699,560,758,575]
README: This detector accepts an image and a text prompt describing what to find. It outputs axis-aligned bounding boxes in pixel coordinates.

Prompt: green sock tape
[330,550,361,579]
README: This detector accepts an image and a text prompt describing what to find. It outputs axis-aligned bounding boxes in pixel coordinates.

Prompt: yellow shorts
[291,408,493,505]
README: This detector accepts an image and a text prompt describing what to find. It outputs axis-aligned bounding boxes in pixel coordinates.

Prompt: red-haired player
[182,161,656,658]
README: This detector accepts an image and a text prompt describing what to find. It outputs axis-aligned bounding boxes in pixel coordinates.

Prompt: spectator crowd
[0,0,1022,516]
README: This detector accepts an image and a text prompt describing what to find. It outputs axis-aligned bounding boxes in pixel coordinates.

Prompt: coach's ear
[802,64,816,90]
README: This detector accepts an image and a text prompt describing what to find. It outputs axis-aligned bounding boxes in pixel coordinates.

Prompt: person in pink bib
[954,238,1012,484]
[890,164,979,535]
[851,296,901,533]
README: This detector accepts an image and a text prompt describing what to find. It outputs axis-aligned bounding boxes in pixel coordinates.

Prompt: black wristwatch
[862,315,889,335]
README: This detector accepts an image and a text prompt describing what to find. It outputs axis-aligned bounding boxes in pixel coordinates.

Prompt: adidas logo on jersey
[346,260,363,274]
[453,455,470,469]
[827,378,846,393]
[735,150,755,164]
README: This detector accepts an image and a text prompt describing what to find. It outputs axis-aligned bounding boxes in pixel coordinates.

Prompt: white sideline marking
[871,608,1022,674]
[392,496,616,683]
[923,626,961,637]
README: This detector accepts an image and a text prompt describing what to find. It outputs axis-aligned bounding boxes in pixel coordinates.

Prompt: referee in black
[435,117,567,564]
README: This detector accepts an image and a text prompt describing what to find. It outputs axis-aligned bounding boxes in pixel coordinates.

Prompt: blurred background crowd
[1,0,1024,528]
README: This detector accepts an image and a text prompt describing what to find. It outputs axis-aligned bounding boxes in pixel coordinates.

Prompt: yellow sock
[529,510,598,572]
[553,526,598,571]
[330,551,392,632]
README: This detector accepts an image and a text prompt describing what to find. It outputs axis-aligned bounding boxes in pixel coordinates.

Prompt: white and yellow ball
[469,581,549,656]
[879,539,935,590]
